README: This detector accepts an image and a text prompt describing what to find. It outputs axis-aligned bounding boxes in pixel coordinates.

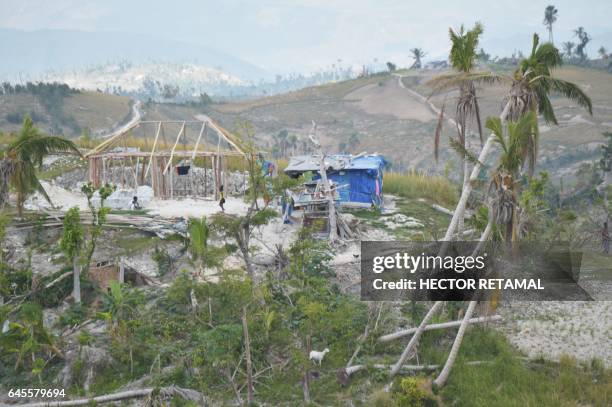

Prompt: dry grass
[384,171,458,206]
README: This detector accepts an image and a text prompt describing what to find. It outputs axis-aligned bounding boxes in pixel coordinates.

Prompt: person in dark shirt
[219,185,226,212]
[130,196,141,210]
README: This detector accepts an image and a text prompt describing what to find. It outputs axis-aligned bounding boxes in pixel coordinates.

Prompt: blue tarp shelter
[284,154,387,208]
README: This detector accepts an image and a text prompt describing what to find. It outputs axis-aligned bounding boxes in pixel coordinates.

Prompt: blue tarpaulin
[284,154,387,208]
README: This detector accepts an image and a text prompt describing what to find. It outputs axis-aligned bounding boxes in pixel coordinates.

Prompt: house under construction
[85,117,249,199]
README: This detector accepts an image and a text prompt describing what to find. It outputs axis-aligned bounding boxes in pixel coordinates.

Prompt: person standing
[219,185,226,212]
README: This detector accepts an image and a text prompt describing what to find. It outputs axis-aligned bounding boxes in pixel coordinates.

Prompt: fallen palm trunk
[390,301,443,376]
[342,360,489,377]
[434,300,478,387]
[378,315,502,343]
[16,385,208,406]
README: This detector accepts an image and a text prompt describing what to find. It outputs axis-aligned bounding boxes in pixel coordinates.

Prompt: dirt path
[98,100,141,140]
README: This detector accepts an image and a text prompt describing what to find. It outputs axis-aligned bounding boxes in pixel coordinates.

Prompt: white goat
[309,348,330,365]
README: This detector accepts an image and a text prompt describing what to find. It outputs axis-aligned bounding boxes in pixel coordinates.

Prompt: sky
[1,0,611,74]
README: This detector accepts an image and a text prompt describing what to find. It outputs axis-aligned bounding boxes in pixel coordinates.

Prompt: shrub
[392,376,434,406]
[152,246,174,276]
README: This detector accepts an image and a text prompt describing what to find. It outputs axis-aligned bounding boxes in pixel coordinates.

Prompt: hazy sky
[1,0,611,73]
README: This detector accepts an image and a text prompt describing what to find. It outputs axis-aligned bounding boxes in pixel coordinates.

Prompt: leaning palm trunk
[0,158,13,209]
[457,159,469,235]
[433,300,477,387]
[390,301,443,376]
[73,256,81,304]
[442,100,513,243]
[433,201,493,386]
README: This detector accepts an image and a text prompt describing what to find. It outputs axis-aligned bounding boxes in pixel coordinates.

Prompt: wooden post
[102,158,106,186]
[170,159,174,199]
[204,157,208,197]
[151,156,158,197]
[309,122,338,242]
[223,155,229,196]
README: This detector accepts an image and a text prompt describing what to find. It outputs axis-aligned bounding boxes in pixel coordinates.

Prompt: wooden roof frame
[85,119,246,158]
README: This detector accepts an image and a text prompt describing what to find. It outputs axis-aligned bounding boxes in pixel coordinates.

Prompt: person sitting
[130,196,141,210]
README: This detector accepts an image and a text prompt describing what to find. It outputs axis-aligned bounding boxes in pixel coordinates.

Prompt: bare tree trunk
[303,335,311,403]
[390,301,442,376]
[442,100,512,244]
[242,307,254,405]
[433,300,477,387]
[309,122,338,242]
[457,159,469,236]
[378,314,501,343]
[72,256,81,304]
[0,158,13,210]
[18,386,208,407]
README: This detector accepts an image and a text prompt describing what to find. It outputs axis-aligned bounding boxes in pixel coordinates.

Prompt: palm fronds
[448,136,482,167]
[427,71,507,93]
[543,77,593,115]
[1,116,81,214]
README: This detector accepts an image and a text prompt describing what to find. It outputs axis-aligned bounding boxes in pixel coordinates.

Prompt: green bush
[60,303,86,327]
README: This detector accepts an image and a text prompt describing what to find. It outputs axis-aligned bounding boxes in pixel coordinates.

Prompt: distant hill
[0,85,132,137]
[2,65,609,186]
[0,28,269,82]
[199,66,612,183]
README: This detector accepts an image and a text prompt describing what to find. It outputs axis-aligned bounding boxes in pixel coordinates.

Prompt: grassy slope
[0,91,132,138]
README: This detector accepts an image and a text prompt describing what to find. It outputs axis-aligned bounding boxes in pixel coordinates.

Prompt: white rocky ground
[498,301,612,366]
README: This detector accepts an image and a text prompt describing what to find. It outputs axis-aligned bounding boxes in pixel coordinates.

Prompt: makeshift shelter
[284,154,387,208]
[86,118,249,199]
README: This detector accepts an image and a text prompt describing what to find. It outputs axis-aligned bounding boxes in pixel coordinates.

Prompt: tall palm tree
[574,27,591,61]
[430,23,487,235]
[410,48,426,69]
[506,34,592,126]
[431,32,592,391]
[0,117,80,215]
[543,5,558,44]
[442,33,592,242]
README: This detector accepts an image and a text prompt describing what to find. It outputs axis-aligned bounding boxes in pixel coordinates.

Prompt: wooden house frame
[86,119,249,199]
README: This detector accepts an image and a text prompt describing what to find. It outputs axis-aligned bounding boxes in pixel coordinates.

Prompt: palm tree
[430,23,487,234]
[574,27,591,61]
[487,112,539,241]
[2,303,63,372]
[0,116,80,215]
[543,5,558,44]
[506,34,592,125]
[441,33,592,242]
[430,32,592,391]
[410,48,426,69]
[562,41,575,59]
